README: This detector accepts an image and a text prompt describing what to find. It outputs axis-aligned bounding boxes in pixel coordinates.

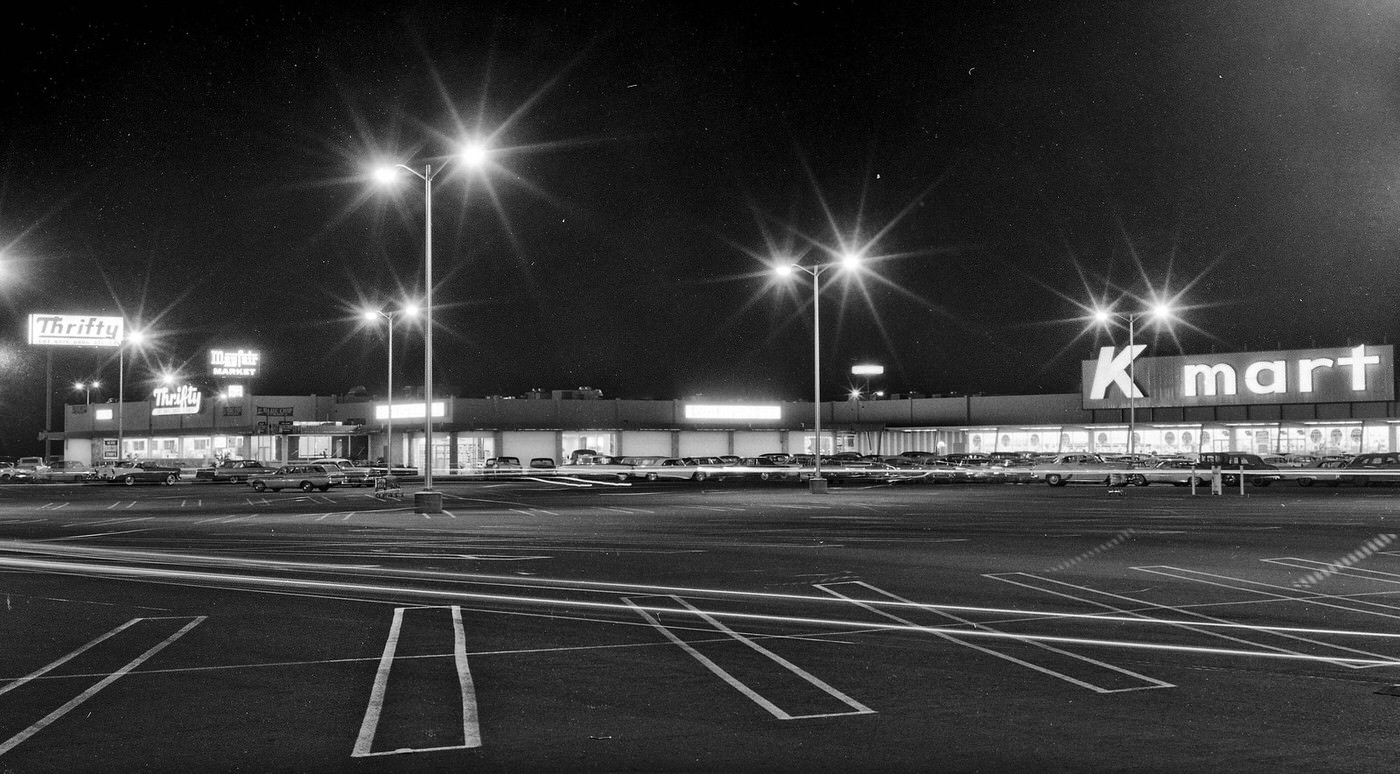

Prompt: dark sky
[2,1,1399,454]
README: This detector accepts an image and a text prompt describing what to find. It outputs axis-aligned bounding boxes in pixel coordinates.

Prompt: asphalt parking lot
[1,479,1399,772]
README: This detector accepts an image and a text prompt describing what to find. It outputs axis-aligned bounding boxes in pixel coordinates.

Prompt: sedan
[194,459,268,484]
[248,464,347,492]
[1136,459,1209,487]
[98,460,182,486]
[44,460,98,483]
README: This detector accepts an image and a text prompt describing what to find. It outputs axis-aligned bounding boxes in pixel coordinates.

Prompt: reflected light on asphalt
[2,543,1399,668]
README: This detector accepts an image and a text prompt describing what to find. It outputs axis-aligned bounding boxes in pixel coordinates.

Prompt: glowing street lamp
[775,251,862,492]
[117,329,146,461]
[363,304,419,469]
[1093,302,1174,456]
[375,140,489,508]
[74,379,100,408]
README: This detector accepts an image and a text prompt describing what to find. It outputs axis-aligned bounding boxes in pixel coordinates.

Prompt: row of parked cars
[955,450,1400,488]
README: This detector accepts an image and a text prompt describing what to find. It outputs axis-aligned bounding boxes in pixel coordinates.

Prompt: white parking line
[0,616,205,757]
[818,580,1172,693]
[990,571,1400,669]
[625,595,874,720]
[353,606,481,757]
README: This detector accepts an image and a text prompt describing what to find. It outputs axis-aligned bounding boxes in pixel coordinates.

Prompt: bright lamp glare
[372,166,401,185]
[1094,309,1112,324]
[461,142,488,168]
[403,303,420,317]
[841,252,861,270]
[364,309,380,322]
[1151,302,1172,320]
[774,263,795,276]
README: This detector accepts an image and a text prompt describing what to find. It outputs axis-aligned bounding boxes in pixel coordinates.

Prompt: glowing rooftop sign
[210,349,261,377]
[1083,344,1394,409]
[373,402,447,420]
[152,384,203,416]
[684,404,782,421]
[27,314,124,347]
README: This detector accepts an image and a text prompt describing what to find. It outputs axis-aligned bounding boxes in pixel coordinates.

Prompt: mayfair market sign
[209,349,261,377]
[1082,344,1395,409]
[27,314,124,347]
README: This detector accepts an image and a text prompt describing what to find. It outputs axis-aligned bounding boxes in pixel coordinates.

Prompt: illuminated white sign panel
[684,404,782,421]
[1083,344,1395,409]
[27,314,124,347]
[373,402,447,420]
[210,349,261,377]
[851,364,884,376]
[151,385,203,416]
[95,408,114,421]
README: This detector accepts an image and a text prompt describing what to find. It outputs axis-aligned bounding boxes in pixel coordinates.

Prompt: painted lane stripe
[0,616,204,757]
[817,581,1171,693]
[991,572,1400,669]
[624,595,874,720]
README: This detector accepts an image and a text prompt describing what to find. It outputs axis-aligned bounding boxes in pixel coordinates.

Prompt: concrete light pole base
[414,490,443,514]
[808,477,828,494]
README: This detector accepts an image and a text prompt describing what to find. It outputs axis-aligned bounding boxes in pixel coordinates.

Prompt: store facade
[59,344,1400,469]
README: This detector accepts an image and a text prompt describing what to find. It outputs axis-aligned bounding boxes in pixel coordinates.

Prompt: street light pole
[1128,312,1138,457]
[377,141,487,511]
[366,306,416,469]
[1095,304,1172,457]
[778,253,861,493]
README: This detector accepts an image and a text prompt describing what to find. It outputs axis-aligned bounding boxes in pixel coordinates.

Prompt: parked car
[529,457,557,470]
[1,456,51,480]
[310,457,376,486]
[721,457,797,481]
[559,454,635,482]
[1195,452,1281,487]
[483,456,524,478]
[626,457,698,481]
[248,464,347,492]
[44,459,98,483]
[97,460,182,486]
[1032,453,1116,486]
[194,459,268,484]
[1342,453,1400,486]
[1137,459,1209,487]
[1291,459,1346,487]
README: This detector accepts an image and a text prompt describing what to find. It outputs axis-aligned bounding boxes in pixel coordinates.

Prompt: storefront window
[410,433,454,475]
[453,435,494,472]
[562,432,615,458]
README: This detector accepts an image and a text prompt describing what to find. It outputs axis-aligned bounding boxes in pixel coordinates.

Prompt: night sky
[2,1,1398,455]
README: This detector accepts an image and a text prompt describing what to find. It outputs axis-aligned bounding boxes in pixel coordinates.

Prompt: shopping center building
[56,342,1400,471]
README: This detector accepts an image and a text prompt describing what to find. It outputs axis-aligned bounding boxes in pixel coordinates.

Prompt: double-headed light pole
[775,251,862,493]
[374,140,488,510]
[363,304,419,469]
[1093,302,1174,456]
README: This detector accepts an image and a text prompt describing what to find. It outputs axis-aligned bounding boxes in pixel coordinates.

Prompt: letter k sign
[1089,345,1147,400]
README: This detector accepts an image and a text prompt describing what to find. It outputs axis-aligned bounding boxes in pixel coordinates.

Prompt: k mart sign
[1082,344,1395,409]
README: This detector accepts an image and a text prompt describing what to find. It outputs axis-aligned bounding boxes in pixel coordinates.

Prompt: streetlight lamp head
[402,303,421,318]
[127,330,145,346]
[840,252,861,270]
[1093,308,1112,324]
[774,263,795,277]
[460,141,489,168]
[364,309,381,322]
[74,380,85,391]
[372,166,401,185]
[1151,302,1173,321]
